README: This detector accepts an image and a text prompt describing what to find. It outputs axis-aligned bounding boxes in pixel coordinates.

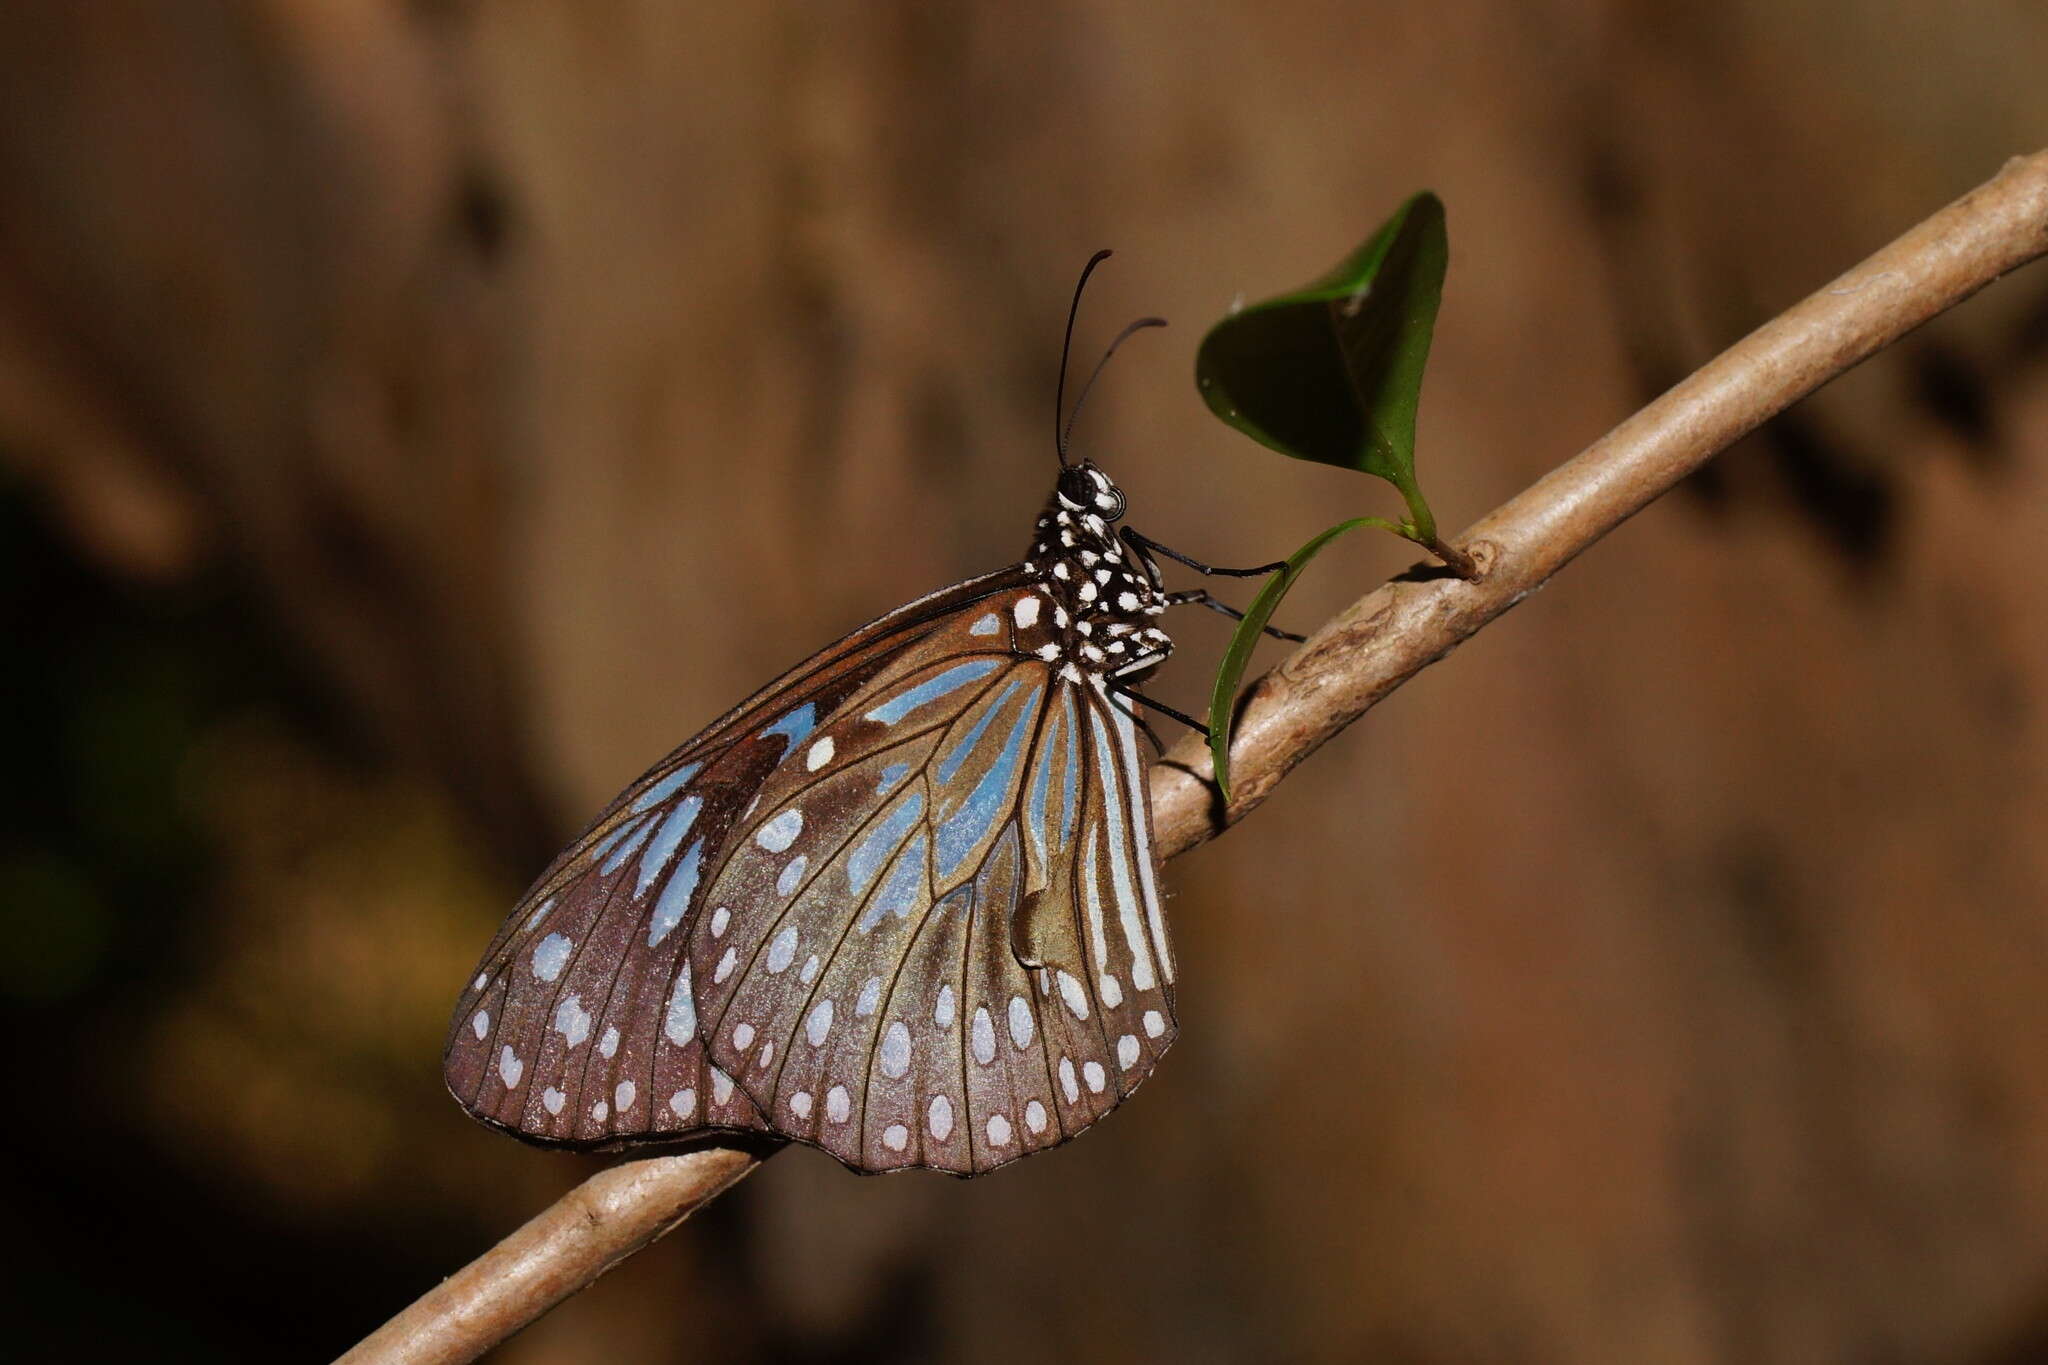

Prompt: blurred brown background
[3,3,2046,1362]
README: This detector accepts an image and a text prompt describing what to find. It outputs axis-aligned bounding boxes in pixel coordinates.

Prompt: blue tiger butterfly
[445,254,1273,1175]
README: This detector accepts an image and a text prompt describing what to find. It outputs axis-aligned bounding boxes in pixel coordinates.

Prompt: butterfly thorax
[1019,463,1172,686]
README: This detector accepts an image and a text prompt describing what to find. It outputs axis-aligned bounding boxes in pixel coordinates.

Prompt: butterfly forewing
[445,750,771,1144]
[444,569,1033,1147]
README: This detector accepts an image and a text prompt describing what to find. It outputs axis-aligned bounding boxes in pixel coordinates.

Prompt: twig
[336,1147,762,1365]
[1421,534,1479,580]
[340,150,2048,1365]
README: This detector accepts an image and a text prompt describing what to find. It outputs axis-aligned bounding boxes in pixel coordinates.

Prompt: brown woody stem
[1422,535,1480,580]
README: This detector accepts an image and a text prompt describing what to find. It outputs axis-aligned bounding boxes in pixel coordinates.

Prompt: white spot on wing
[928,1094,953,1141]
[615,1080,637,1110]
[1014,596,1041,628]
[880,1021,911,1078]
[733,1022,755,1051]
[1025,1099,1048,1133]
[934,984,956,1029]
[1118,1034,1140,1070]
[498,1047,523,1088]
[471,1010,489,1041]
[553,995,591,1048]
[664,972,696,1045]
[1143,1009,1165,1038]
[766,925,798,973]
[756,808,803,852]
[542,1087,565,1116]
[883,1123,909,1151]
[669,1088,697,1120]
[531,933,572,982]
[1083,1060,1106,1093]
[826,1085,850,1123]
[709,906,730,937]
[1056,970,1090,1020]
[600,1026,619,1058]
[592,1100,609,1122]
[1059,1057,1079,1103]
[856,976,882,1016]
[970,612,1001,636]
[986,1112,1012,1146]
[1099,973,1124,1009]
[776,855,808,897]
[1008,995,1035,1048]
[800,954,821,984]
[711,1069,734,1105]
[805,736,835,771]
[790,1091,813,1120]
[971,1008,996,1065]
[714,947,738,983]
[807,998,834,1047]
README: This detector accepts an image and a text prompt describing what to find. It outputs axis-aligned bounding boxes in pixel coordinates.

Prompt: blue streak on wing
[858,833,928,932]
[587,820,635,865]
[594,813,654,871]
[647,840,704,948]
[864,659,1000,726]
[847,789,926,895]
[1025,700,1062,869]
[877,762,911,795]
[636,795,703,897]
[934,679,1025,786]
[934,688,1041,881]
[631,762,702,813]
[760,703,818,753]
[1058,687,1080,846]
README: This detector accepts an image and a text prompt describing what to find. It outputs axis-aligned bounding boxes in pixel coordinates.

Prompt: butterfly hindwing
[1025,682,1179,1131]
[693,598,1179,1174]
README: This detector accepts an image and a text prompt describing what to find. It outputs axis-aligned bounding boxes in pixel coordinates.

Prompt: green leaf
[1196,192,1448,542]
[1208,517,1379,802]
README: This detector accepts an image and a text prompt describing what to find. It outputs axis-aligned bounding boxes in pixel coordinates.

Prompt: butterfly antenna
[1059,315,1166,460]
[1056,249,1115,468]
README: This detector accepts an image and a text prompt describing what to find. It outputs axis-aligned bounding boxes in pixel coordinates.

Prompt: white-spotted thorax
[1015,461,1172,687]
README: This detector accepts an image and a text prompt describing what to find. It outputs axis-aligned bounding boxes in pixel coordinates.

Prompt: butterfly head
[1055,461,1127,521]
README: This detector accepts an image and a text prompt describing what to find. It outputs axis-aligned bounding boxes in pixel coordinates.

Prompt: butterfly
[445,256,1279,1175]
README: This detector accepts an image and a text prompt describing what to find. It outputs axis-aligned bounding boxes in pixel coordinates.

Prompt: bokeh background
[4,4,2047,1362]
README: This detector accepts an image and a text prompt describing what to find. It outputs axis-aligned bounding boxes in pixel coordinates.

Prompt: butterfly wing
[443,567,1033,1146]
[690,602,1179,1175]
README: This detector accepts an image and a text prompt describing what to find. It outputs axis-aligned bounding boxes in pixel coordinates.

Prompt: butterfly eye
[1059,465,1127,521]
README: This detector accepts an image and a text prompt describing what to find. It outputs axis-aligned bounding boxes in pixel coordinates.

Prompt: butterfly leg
[1164,589,1306,642]
[1107,683,1209,749]
[1120,528,1286,578]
